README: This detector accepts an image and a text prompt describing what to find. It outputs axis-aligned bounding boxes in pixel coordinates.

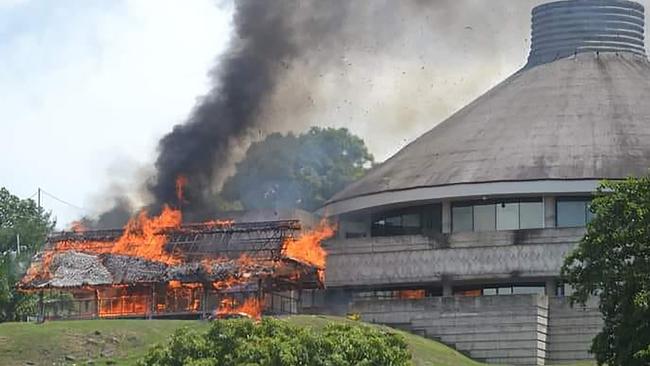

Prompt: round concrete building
[315,1,650,364]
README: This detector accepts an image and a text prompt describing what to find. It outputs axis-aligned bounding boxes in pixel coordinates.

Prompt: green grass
[0,316,596,366]
[0,319,208,366]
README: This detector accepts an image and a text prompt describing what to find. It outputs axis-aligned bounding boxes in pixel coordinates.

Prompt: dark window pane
[474,204,496,232]
[497,202,519,230]
[557,200,587,227]
[452,206,473,232]
[371,204,441,237]
[402,214,420,228]
[385,216,401,227]
[520,201,544,229]
[424,205,443,233]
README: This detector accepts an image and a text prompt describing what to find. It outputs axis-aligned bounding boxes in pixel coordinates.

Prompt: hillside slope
[0,316,484,366]
[0,316,594,366]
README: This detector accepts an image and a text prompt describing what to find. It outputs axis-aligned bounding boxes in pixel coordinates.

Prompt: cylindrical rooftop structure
[528,0,646,66]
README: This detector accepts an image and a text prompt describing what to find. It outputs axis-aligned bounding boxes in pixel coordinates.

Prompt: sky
[1,0,649,228]
[0,0,232,226]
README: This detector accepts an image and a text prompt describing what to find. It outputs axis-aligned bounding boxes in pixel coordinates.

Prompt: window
[557,197,593,227]
[371,204,442,237]
[452,198,544,232]
[520,201,544,229]
[452,205,473,232]
[461,284,547,296]
[512,286,545,295]
[497,286,513,295]
[497,203,519,230]
[474,204,496,232]
[483,288,497,296]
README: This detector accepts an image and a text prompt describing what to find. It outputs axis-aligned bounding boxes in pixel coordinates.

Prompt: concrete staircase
[545,297,602,363]
[409,300,548,365]
[352,294,601,365]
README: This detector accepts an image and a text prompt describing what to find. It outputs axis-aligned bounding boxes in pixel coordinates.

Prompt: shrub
[139,318,411,366]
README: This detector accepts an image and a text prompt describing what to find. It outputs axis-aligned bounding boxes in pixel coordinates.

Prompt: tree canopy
[562,177,650,366]
[139,317,411,366]
[0,187,53,322]
[221,127,374,211]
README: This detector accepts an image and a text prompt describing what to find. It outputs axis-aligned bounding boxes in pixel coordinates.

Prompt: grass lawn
[0,316,596,366]
[0,318,205,366]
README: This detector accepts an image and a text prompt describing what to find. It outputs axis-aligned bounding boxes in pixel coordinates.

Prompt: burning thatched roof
[19,218,327,291]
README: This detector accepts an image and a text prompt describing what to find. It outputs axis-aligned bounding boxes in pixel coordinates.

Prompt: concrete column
[442,201,452,234]
[365,215,373,238]
[545,279,557,296]
[544,196,556,228]
[443,281,453,297]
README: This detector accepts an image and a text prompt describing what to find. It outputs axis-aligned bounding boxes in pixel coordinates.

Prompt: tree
[562,177,650,365]
[0,187,53,322]
[221,127,374,211]
[139,318,411,366]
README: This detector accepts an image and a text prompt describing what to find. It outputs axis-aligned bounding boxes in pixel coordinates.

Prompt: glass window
[497,202,519,230]
[453,198,544,232]
[452,205,473,232]
[483,288,497,296]
[512,286,545,295]
[557,198,591,227]
[474,204,496,232]
[520,201,544,229]
[386,216,401,227]
[497,286,513,295]
[403,214,420,228]
[371,204,441,237]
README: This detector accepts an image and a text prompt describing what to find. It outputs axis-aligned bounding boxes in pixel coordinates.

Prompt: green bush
[138,318,411,366]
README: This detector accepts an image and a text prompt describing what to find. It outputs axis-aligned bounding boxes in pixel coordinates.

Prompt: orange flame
[40,205,183,266]
[109,205,182,265]
[216,297,262,320]
[97,287,149,318]
[282,219,334,269]
[398,289,426,300]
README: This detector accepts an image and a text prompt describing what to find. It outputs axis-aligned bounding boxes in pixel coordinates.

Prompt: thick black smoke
[147,0,349,220]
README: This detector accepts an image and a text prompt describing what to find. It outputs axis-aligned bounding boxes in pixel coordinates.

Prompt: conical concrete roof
[326,0,650,212]
[329,52,650,206]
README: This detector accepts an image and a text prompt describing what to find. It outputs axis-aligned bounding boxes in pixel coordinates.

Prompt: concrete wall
[350,294,601,366]
[325,228,584,287]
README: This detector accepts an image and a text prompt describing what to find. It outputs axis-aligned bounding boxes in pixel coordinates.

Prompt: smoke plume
[89,0,544,225]
[147,1,350,220]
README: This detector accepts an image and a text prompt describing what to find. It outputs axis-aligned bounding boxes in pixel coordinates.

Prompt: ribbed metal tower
[527,0,646,67]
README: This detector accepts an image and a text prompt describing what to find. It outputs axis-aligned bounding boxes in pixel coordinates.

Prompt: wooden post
[37,290,44,323]
[94,290,99,319]
[149,285,155,320]
[201,283,209,320]
[257,278,263,315]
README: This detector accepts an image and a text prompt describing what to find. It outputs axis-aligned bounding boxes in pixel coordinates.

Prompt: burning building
[317,0,650,365]
[18,0,650,364]
[20,206,332,321]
